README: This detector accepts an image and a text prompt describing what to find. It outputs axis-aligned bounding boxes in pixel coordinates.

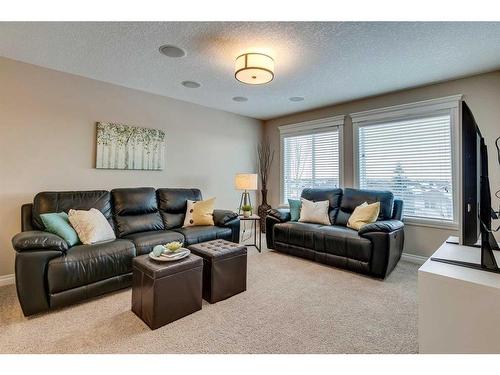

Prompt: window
[352,95,461,226]
[358,115,453,221]
[280,116,344,204]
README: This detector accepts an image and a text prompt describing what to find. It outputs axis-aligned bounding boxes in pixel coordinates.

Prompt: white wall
[264,70,500,258]
[0,57,263,277]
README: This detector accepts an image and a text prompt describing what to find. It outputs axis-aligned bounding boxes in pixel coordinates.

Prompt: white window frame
[279,115,345,206]
[351,95,463,230]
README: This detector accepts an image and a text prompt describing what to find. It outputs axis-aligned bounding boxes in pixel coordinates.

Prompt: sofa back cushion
[157,188,203,229]
[300,188,343,224]
[111,187,164,237]
[336,188,394,226]
[32,190,112,230]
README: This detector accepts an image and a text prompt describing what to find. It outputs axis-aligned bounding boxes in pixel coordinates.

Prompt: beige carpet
[0,247,418,354]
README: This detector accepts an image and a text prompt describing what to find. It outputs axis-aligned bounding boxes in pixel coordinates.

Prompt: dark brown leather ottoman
[132,254,203,329]
[188,239,247,303]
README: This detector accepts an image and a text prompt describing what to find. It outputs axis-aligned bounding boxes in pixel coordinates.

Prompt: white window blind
[283,129,340,202]
[358,114,453,221]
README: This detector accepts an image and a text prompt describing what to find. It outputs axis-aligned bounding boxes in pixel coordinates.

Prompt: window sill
[403,217,458,231]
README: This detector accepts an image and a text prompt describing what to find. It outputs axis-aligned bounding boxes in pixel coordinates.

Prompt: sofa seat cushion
[273,222,324,250]
[172,226,232,246]
[313,226,372,262]
[47,239,135,294]
[273,222,372,262]
[124,230,184,255]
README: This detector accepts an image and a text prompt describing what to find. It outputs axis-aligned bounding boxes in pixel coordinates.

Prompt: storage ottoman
[132,253,203,329]
[188,239,247,303]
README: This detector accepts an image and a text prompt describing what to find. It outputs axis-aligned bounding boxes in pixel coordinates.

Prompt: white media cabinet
[418,236,500,353]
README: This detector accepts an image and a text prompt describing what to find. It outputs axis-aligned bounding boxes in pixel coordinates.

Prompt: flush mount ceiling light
[159,44,186,58]
[289,96,305,102]
[235,53,274,85]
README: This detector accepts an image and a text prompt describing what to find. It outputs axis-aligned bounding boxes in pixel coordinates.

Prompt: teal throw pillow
[40,212,80,247]
[288,199,302,222]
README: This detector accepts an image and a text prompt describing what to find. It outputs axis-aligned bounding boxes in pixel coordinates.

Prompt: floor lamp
[234,173,258,215]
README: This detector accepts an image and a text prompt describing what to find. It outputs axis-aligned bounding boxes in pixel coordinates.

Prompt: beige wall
[2,56,499,276]
[264,70,500,258]
[0,57,263,277]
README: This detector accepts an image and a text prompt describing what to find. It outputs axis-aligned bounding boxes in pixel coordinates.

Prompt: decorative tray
[148,249,190,262]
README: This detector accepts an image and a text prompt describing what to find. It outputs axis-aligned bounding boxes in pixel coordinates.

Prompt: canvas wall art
[96,122,166,170]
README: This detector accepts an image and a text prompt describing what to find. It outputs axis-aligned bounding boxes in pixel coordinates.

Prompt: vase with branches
[257,139,275,232]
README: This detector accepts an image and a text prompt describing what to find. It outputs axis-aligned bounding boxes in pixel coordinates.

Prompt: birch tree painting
[96,122,166,170]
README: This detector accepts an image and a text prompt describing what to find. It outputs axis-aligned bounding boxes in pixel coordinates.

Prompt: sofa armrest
[15,250,64,316]
[212,210,240,243]
[358,220,404,235]
[265,215,284,249]
[224,217,241,243]
[267,208,291,223]
[213,209,239,227]
[361,225,405,278]
[12,231,69,253]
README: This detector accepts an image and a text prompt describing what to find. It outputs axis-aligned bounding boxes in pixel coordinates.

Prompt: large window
[355,109,456,223]
[280,117,343,203]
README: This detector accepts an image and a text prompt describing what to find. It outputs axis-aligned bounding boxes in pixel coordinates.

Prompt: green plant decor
[241,204,252,212]
[165,241,183,252]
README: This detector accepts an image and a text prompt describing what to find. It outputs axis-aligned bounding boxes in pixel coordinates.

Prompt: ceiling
[1,22,500,120]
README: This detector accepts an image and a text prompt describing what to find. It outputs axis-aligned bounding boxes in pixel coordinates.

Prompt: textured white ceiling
[1,22,500,120]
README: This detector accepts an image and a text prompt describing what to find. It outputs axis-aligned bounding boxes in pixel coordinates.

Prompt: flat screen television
[432,101,499,273]
[461,102,482,246]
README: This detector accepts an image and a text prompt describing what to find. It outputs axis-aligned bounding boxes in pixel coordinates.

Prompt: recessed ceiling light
[159,45,186,58]
[181,81,201,88]
[289,96,305,102]
[232,96,248,102]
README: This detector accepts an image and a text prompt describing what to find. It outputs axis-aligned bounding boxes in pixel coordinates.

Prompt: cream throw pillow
[183,198,215,227]
[68,208,116,244]
[298,198,331,225]
[183,200,197,227]
[347,201,381,231]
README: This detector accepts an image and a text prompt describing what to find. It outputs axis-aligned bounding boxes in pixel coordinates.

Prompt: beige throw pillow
[183,198,215,227]
[298,198,331,225]
[68,208,116,244]
[347,201,381,231]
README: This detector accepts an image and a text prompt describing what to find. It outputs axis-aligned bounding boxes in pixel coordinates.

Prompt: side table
[239,214,261,252]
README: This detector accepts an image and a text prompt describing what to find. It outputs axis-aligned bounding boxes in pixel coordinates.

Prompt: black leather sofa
[11,187,240,316]
[266,188,404,278]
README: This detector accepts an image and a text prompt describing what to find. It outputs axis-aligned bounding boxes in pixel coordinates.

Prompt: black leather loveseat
[11,187,240,316]
[266,188,404,278]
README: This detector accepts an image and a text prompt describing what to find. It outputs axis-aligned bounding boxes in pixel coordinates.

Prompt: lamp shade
[235,53,274,85]
[234,173,258,190]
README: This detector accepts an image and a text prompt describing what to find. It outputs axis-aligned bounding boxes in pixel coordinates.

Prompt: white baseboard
[402,252,428,265]
[0,274,15,287]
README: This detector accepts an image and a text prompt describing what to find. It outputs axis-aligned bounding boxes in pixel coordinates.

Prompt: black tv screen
[461,102,482,246]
